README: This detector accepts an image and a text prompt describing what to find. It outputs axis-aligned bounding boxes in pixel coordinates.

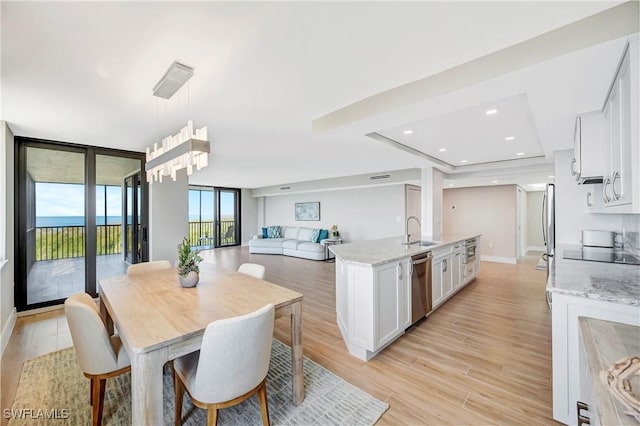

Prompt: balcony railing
[189,220,236,248]
[35,225,122,261]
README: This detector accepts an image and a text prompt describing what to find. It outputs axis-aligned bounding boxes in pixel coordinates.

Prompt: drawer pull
[577,401,590,425]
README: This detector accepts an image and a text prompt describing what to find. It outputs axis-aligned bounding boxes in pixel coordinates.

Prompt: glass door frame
[123,171,145,265]
[215,187,241,247]
[14,137,147,312]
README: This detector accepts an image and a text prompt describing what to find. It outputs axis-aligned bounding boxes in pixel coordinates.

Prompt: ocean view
[36,215,216,227]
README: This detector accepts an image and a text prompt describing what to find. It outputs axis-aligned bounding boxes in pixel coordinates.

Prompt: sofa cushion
[319,229,329,241]
[283,227,300,240]
[261,227,268,238]
[298,228,314,242]
[297,242,324,253]
[310,228,320,243]
[282,240,300,250]
[250,238,286,248]
[267,226,281,238]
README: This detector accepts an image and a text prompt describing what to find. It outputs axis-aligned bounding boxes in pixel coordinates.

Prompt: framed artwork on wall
[295,202,320,221]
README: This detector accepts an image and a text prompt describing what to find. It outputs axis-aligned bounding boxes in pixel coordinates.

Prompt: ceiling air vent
[369,174,391,181]
[280,186,291,190]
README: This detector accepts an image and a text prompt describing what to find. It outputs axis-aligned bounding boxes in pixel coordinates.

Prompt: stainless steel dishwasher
[410,251,432,324]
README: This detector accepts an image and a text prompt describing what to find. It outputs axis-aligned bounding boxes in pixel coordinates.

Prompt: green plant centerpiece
[177,237,203,288]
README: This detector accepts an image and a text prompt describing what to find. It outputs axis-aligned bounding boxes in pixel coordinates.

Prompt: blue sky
[36,183,234,218]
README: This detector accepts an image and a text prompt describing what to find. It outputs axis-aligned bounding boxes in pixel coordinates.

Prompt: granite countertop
[546,248,640,306]
[579,317,640,425]
[329,234,481,267]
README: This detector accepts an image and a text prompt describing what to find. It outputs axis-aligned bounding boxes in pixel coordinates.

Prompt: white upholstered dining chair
[173,304,275,426]
[126,260,171,275]
[64,293,131,426]
[237,263,266,280]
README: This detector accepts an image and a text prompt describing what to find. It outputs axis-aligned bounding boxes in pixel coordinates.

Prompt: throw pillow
[267,225,281,238]
[318,229,329,241]
[310,228,320,243]
[261,227,268,238]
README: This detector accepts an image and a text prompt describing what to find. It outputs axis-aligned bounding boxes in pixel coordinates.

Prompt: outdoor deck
[27,254,128,304]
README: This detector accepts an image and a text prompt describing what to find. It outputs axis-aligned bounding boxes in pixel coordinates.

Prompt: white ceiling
[0,1,632,189]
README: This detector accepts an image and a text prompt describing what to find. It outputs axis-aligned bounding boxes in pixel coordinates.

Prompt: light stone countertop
[546,247,640,306]
[579,317,640,425]
[329,234,481,267]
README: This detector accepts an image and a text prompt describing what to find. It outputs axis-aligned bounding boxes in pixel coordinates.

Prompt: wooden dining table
[98,263,304,425]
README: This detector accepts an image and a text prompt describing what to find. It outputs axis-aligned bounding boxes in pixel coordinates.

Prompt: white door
[516,186,527,258]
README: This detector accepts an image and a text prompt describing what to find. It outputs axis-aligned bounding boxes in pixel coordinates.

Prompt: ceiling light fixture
[461,160,468,163]
[528,183,547,189]
[145,61,210,183]
[492,180,499,183]
[548,175,555,179]
[505,136,515,141]
[448,184,455,187]
[439,148,447,152]
[485,109,498,115]
[516,152,525,156]
[403,130,414,135]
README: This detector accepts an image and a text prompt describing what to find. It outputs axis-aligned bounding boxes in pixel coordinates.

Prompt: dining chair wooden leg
[257,380,270,426]
[207,406,218,426]
[91,378,106,426]
[89,379,93,406]
[174,369,184,426]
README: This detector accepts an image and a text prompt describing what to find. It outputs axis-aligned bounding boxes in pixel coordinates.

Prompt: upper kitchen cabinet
[601,37,639,213]
[572,111,605,184]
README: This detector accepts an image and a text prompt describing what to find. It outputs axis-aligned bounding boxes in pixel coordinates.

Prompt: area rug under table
[9,339,388,425]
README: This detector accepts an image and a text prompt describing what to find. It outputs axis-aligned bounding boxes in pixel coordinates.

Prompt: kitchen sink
[419,240,439,247]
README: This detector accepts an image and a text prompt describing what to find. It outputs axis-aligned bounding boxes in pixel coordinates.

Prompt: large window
[189,186,240,248]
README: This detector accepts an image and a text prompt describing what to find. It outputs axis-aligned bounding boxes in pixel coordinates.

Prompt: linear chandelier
[145,61,211,184]
[145,120,210,183]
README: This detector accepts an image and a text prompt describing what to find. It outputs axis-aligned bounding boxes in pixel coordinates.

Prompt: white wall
[1,122,16,354]
[554,149,624,245]
[263,185,406,242]
[241,189,258,244]
[527,191,545,250]
[149,169,189,264]
[443,185,517,263]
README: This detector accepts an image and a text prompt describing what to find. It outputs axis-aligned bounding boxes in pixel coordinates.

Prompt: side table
[323,238,343,262]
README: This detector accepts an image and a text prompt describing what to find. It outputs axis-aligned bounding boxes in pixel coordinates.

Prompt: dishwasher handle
[412,253,433,265]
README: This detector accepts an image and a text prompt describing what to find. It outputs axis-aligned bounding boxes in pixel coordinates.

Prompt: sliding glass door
[189,186,240,249]
[15,138,147,311]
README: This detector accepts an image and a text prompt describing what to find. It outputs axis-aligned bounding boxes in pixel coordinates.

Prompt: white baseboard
[1,307,17,357]
[481,255,517,264]
[527,246,546,252]
[17,303,65,317]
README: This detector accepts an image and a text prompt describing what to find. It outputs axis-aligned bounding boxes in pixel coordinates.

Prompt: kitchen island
[330,234,480,361]
[547,253,640,425]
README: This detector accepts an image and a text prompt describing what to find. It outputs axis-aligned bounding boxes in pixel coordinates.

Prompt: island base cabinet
[551,293,639,425]
[335,258,410,361]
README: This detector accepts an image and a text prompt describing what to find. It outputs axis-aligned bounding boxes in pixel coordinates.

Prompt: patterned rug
[8,340,388,425]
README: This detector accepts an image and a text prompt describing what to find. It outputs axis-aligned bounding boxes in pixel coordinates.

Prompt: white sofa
[249,226,328,261]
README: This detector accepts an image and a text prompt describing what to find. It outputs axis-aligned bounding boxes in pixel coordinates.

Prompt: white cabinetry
[600,38,639,213]
[572,111,606,184]
[432,242,471,309]
[335,257,410,361]
[551,293,639,425]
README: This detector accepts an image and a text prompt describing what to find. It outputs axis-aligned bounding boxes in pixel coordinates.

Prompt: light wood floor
[1,247,557,425]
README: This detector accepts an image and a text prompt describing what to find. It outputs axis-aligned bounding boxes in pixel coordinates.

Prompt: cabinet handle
[611,171,620,201]
[570,158,578,177]
[586,191,593,208]
[442,259,447,272]
[602,177,612,203]
[398,263,403,280]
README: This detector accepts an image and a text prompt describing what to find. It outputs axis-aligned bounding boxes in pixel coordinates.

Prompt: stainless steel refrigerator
[542,183,555,260]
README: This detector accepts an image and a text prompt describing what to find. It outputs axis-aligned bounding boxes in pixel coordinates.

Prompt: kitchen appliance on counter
[410,251,432,325]
[563,230,640,265]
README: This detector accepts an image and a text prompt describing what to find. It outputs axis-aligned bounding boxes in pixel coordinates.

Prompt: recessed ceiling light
[461,160,468,163]
[403,130,414,135]
[528,183,547,189]
[448,183,455,187]
[492,180,499,183]
[548,175,555,179]
[485,109,498,115]
[439,148,447,152]
[516,152,525,156]
[505,136,515,141]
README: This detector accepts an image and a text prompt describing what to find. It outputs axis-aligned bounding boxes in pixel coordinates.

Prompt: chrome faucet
[405,215,421,243]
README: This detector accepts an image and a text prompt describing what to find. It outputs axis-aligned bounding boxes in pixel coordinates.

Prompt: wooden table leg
[99,296,114,336]
[290,300,304,405]
[131,349,166,425]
